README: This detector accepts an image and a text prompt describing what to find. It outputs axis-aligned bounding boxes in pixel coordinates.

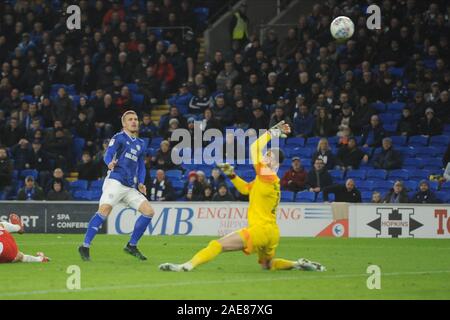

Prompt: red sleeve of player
[0,230,19,263]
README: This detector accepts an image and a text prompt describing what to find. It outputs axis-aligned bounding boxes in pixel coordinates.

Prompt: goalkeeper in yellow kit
[159,122,325,272]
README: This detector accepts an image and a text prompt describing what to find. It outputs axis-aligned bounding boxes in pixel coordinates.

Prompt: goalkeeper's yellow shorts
[238,224,280,265]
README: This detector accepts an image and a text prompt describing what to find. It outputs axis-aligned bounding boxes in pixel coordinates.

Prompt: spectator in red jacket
[102,1,125,26]
[281,157,308,192]
[155,54,176,96]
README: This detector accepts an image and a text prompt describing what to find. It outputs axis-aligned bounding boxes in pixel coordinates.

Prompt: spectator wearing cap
[146,169,175,201]
[322,179,362,203]
[281,157,308,192]
[184,171,204,201]
[411,180,439,204]
[377,74,395,102]
[212,183,235,201]
[361,115,386,148]
[396,106,417,136]
[188,85,213,118]
[152,140,176,171]
[164,118,181,147]
[336,137,369,170]
[313,108,334,137]
[249,103,269,132]
[216,61,239,92]
[418,108,443,136]
[17,175,45,201]
[77,151,98,181]
[306,158,333,194]
[383,181,409,204]
[212,95,233,126]
[0,147,13,198]
[373,137,402,170]
[269,105,293,136]
[47,179,73,201]
[168,82,193,115]
[293,104,314,138]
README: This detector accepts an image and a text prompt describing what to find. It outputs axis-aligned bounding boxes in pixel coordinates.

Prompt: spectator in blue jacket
[167,83,193,114]
[293,104,314,137]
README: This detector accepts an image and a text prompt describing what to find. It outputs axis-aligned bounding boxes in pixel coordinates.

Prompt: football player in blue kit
[78,110,155,261]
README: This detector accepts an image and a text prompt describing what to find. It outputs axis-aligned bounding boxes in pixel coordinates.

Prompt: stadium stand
[0,0,449,204]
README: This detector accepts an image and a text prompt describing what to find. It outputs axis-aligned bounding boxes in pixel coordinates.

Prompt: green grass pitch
[1,234,450,299]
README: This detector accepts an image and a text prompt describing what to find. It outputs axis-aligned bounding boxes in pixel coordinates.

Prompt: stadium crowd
[0,0,450,203]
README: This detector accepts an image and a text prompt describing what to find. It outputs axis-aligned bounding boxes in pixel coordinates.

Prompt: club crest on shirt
[136,145,141,151]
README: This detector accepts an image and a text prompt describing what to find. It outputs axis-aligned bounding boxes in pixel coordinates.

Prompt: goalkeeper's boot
[124,243,147,261]
[159,263,190,272]
[294,258,326,271]
[78,246,91,261]
[9,213,24,234]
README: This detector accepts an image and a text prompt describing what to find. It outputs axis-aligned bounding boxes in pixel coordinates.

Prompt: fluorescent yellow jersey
[230,132,280,227]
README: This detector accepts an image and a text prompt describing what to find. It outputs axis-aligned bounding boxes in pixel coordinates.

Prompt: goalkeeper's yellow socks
[270,258,296,270]
[183,240,223,270]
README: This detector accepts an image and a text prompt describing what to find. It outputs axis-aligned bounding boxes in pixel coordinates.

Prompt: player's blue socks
[83,213,107,247]
[129,215,152,246]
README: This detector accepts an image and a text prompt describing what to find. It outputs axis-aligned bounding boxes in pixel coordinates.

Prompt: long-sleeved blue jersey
[104,131,147,188]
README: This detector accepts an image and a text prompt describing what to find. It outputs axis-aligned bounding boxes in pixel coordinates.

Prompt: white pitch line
[1,270,450,298]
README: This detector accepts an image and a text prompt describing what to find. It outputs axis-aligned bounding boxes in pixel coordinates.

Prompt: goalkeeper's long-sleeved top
[230,132,281,227]
[104,130,147,188]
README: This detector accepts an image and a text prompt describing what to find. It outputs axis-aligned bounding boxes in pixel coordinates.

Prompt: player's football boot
[37,252,50,262]
[295,258,326,272]
[9,213,24,234]
[78,246,91,261]
[158,263,190,272]
[124,243,147,261]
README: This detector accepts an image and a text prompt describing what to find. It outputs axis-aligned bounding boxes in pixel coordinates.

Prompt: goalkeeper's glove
[217,163,235,178]
[269,120,287,138]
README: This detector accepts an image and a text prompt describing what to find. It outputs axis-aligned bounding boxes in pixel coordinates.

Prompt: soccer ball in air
[330,16,354,40]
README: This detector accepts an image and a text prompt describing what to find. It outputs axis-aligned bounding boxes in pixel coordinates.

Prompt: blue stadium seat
[372,180,394,190]
[70,180,89,191]
[281,191,294,202]
[316,192,334,202]
[346,169,367,180]
[20,169,39,180]
[402,180,417,191]
[150,137,163,148]
[441,182,450,191]
[358,181,375,191]
[327,136,339,146]
[305,137,321,147]
[329,169,344,180]
[366,169,387,180]
[297,147,313,158]
[379,113,401,124]
[72,137,85,161]
[149,169,158,177]
[165,170,183,180]
[399,146,416,158]
[390,135,407,146]
[386,102,405,113]
[361,191,373,202]
[371,102,386,112]
[403,158,423,169]
[383,124,397,133]
[388,169,409,180]
[429,135,450,147]
[408,169,432,180]
[435,191,450,203]
[89,179,104,190]
[132,93,144,106]
[421,158,444,171]
[286,137,305,147]
[388,67,404,77]
[443,124,450,134]
[12,170,19,180]
[295,191,316,203]
[125,83,139,93]
[408,135,429,147]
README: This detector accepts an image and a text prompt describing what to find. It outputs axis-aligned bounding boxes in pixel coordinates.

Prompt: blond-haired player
[78,110,155,261]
